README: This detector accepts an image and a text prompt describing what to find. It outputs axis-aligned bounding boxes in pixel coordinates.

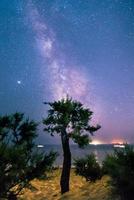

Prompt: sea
[39,144,115,167]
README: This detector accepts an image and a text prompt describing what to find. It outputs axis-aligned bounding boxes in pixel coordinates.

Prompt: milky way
[26,1,89,99]
[25,0,101,122]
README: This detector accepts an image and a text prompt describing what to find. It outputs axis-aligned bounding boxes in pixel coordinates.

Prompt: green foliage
[43,97,100,147]
[74,154,102,182]
[0,113,57,199]
[102,145,134,200]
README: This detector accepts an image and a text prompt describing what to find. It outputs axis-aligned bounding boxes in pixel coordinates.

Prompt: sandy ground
[19,169,120,200]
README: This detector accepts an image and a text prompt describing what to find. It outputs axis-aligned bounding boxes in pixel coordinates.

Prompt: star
[17,80,22,85]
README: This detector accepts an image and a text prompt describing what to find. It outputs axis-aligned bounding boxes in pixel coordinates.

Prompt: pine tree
[0,113,57,200]
[43,97,100,194]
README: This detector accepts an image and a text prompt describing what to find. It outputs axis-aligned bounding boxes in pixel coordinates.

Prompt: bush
[102,145,134,200]
[74,154,102,182]
[0,113,57,200]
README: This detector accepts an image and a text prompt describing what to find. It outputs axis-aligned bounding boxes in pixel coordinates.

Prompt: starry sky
[0,0,134,144]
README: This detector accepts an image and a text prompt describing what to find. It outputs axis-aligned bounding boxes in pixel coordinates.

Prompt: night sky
[0,0,134,144]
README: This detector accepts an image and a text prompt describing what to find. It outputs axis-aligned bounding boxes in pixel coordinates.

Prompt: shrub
[74,153,102,182]
[102,145,134,200]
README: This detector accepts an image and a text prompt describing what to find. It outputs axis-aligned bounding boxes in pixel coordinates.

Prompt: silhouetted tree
[0,113,57,200]
[43,97,100,194]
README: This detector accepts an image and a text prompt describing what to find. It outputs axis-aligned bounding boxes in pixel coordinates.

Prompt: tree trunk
[60,132,71,194]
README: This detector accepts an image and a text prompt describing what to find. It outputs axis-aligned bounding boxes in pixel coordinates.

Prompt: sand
[19,169,120,200]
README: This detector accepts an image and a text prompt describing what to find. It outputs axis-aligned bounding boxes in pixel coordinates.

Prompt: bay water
[41,144,114,166]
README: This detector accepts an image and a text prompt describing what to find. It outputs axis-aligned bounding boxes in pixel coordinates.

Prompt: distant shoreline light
[91,140,103,145]
[113,144,125,148]
[90,139,129,145]
[37,144,44,148]
[111,139,128,145]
